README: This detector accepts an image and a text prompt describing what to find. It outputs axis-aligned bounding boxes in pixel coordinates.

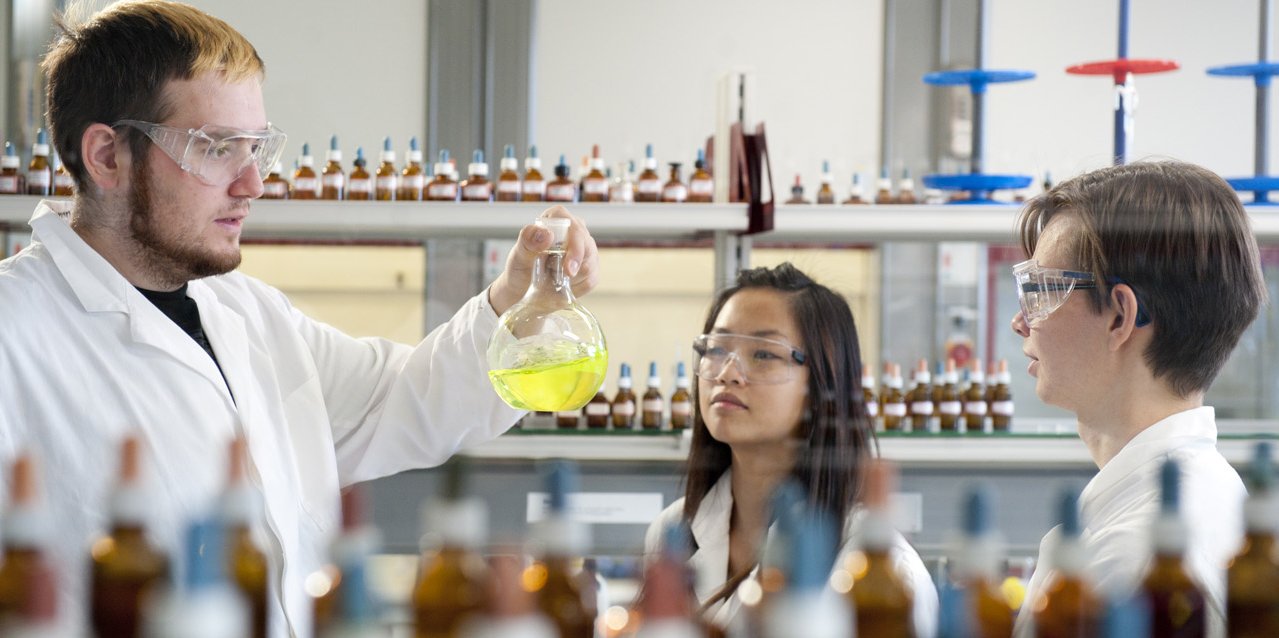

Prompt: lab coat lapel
[689,470,734,604]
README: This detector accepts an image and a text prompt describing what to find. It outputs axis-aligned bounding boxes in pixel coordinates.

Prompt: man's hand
[488,206,600,316]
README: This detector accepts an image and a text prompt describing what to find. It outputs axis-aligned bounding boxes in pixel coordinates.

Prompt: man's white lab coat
[0,201,522,636]
[1013,407,1245,638]
[645,469,940,637]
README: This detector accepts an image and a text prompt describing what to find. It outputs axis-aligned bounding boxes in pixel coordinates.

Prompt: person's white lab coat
[644,469,939,637]
[1013,407,1245,638]
[0,201,522,637]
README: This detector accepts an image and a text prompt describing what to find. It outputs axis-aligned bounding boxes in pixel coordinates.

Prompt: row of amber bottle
[0,130,75,197]
[520,362,694,432]
[785,166,1055,206]
[868,358,1014,434]
[266,140,718,205]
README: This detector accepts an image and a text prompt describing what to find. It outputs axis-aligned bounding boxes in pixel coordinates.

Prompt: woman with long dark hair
[644,263,937,635]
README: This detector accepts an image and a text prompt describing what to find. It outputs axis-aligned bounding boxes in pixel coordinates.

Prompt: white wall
[532,0,884,193]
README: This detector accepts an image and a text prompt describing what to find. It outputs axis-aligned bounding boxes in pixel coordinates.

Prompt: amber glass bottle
[0,455,52,625]
[26,128,51,196]
[556,406,580,430]
[1227,442,1279,638]
[895,168,917,204]
[222,437,270,638]
[937,359,962,432]
[1141,459,1207,637]
[881,363,906,432]
[91,436,170,638]
[261,163,289,200]
[546,155,577,203]
[906,359,933,433]
[636,144,662,203]
[785,174,808,205]
[292,143,318,199]
[611,363,637,429]
[843,172,868,205]
[862,364,880,428]
[462,150,493,202]
[816,160,836,204]
[414,460,489,638]
[311,487,379,637]
[584,391,611,429]
[874,168,894,205]
[688,149,714,203]
[952,486,1013,638]
[376,137,399,201]
[989,360,1013,432]
[53,152,74,197]
[580,144,609,203]
[496,144,522,202]
[321,135,345,200]
[521,146,546,202]
[1034,488,1102,638]
[963,359,988,433]
[400,137,426,201]
[670,362,692,431]
[346,147,372,201]
[0,142,21,195]
[851,460,914,637]
[527,462,595,638]
[427,150,459,202]
[661,163,688,203]
[641,362,665,430]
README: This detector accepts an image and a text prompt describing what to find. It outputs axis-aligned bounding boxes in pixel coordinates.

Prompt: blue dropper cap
[648,362,658,378]
[330,135,339,151]
[1160,458,1180,514]
[439,149,450,163]
[355,147,365,161]
[529,145,539,159]
[1059,487,1080,537]
[1249,442,1274,492]
[557,154,568,168]
[645,143,654,159]
[473,149,485,164]
[337,561,376,624]
[822,160,830,173]
[696,149,705,162]
[964,483,994,537]
[36,128,46,145]
[880,166,889,179]
[546,460,578,515]
[504,144,515,159]
[788,508,837,592]
[852,173,861,185]
[935,361,945,379]
[628,159,636,173]
[902,167,912,179]
[184,519,226,592]
[409,136,419,152]
[676,361,686,378]
[383,137,393,152]
[620,363,631,378]
[301,142,311,157]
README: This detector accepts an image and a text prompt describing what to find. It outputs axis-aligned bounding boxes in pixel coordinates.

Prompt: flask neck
[528,247,574,304]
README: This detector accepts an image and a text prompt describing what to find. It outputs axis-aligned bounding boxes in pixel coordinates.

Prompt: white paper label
[939,401,962,416]
[463,183,492,200]
[54,173,75,191]
[349,178,372,194]
[376,176,398,193]
[322,173,344,188]
[556,411,579,420]
[427,182,457,199]
[402,175,425,190]
[293,177,318,193]
[910,402,934,415]
[612,401,635,417]
[883,403,907,417]
[643,399,663,413]
[670,401,691,417]
[637,179,662,194]
[546,183,576,202]
[527,492,664,525]
[662,184,688,201]
[867,401,879,417]
[690,178,714,195]
[992,401,1014,416]
[583,178,609,195]
[522,179,546,197]
[27,171,50,188]
[497,180,521,194]
[0,176,19,194]
[263,182,288,197]
[965,401,988,415]
[585,403,610,416]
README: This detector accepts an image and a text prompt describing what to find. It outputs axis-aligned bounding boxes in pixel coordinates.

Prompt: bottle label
[54,173,75,191]
[402,175,426,190]
[377,176,398,193]
[428,183,458,199]
[0,175,17,194]
[586,403,610,416]
[867,401,879,417]
[546,183,576,202]
[662,184,688,201]
[882,403,907,417]
[498,180,521,195]
[643,399,663,413]
[637,179,661,195]
[613,401,635,417]
[611,184,635,203]
[939,401,962,416]
[965,401,988,415]
[557,411,579,420]
[583,178,609,195]
[910,402,934,415]
[294,177,318,193]
[522,179,546,197]
[349,178,372,194]
[992,401,1014,416]
[27,171,51,188]
[690,178,714,195]
[463,183,492,200]
[322,173,345,188]
[263,182,288,198]
[670,401,691,417]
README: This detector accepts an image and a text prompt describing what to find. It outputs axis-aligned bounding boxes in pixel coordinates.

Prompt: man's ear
[1107,283,1143,352]
[80,123,129,191]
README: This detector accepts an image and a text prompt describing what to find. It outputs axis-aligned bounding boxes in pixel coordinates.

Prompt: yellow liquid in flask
[488,350,608,412]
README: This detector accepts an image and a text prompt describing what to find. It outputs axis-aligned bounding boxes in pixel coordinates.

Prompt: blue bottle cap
[330,135,339,150]
[529,145,539,158]
[1059,486,1081,536]
[620,363,631,378]
[788,508,837,591]
[676,361,686,377]
[337,561,376,623]
[409,136,419,151]
[383,137,393,152]
[1160,458,1180,514]
[473,149,485,163]
[301,142,311,156]
[439,149,450,163]
[557,154,568,168]
[696,148,705,162]
[880,166,889,178]
[964,483,994,537]
[36,128,46,145]
[504,144,515,159]
[355,147,365,161]
[645,143,654,158]
[822,160,830,173]
[628,159,636,172]
[648,362,658,377]
[852,173,861,185]
[1250,442,1274,492]
[546,460,578,514]
[184,519,226,591]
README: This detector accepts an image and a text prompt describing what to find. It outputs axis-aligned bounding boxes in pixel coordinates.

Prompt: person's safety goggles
[113,119,287,187]
[692,333,807,385]
[1013,259,1151,327]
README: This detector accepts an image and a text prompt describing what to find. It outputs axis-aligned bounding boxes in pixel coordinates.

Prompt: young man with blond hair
[1010,161,1266,637]
[0,1,599,634]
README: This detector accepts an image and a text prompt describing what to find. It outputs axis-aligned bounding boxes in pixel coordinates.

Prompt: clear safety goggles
[113,119,287,186]
[692,333,807,385]
[1013,259,1099,325]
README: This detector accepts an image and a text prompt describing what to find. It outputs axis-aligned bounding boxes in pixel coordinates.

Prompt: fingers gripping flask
[487,218,608,412]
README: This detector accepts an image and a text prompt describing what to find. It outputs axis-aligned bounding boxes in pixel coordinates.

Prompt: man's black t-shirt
[136,284,229,388]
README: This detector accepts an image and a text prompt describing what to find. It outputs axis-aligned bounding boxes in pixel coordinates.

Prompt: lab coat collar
[1080,406,1216,520]
[688,469,734,604]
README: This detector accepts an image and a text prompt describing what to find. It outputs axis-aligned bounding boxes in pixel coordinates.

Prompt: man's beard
[127,152,241,288]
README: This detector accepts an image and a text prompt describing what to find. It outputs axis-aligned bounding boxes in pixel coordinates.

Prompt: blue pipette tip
[473,149,484,163]
[302,142,311,156]
[504,144,515,159]
[649,362,658,377]
[409,136,419,151]
[1059,487,1080,536]
[439,149,450,163]
[557,154,568,167]
[547,460,578,514]
[697,148,705,162]
[963,483,994,537]
[620,363,630,377]
[36,128,46,144]
[330,135,339,150]
[1160,457,1180,513]
[383,137,392,151]
[529,145,539,158]
[645,143,654,158]
[355,147,364,160]
[677,361,686,377]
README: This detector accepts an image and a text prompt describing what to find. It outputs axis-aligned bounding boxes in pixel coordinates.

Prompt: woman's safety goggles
[1012,259,1098,325]
[113,119,287,187]
[692,333,807,385]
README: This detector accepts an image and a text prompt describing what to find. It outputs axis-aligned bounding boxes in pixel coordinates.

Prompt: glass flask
[487,217,608,412]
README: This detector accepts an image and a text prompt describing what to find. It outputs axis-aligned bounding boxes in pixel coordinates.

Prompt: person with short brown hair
[0,2,599,636]
[1010,160,1266,637]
